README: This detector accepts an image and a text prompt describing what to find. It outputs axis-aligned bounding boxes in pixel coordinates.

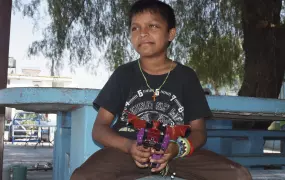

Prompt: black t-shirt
[93,60,212,140]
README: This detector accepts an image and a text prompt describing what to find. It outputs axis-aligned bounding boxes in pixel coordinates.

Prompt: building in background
[5,57,78,125]
[7,57,77,88]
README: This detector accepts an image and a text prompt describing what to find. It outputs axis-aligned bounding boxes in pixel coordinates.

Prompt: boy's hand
[127,140,151,168]
[150,142,179,172]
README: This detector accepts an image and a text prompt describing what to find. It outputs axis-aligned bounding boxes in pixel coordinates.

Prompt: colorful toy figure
[125,111,191,168]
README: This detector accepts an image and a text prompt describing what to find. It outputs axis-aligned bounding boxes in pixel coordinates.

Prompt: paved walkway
[3,142,53,180]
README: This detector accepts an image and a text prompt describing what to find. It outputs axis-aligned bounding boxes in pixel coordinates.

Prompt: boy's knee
[70,168,85,180]
[234,165,252,180]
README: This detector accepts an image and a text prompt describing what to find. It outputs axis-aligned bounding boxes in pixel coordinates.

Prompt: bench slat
[212,112,285,121]
[207,130,285,139]
[207,95,285,115]
[228,156,285,166]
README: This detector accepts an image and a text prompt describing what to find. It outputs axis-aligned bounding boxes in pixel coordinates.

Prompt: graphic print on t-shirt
[119,88,185,132]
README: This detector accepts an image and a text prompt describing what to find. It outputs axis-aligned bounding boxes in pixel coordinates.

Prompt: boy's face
[130,11,176,58]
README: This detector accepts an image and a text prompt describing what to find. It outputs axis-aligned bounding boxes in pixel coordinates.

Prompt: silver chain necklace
[138,59,174,101]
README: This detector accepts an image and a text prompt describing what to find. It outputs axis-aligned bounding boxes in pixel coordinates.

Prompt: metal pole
[0,0,12,179]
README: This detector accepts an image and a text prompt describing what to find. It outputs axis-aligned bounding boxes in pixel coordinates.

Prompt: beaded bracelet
[170,137,194,158]
[177,137,190,157]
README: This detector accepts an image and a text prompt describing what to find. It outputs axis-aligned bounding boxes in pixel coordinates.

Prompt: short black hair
[128,0,176,31]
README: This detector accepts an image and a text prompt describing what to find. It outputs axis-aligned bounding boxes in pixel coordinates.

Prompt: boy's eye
[149,24,159,29]
[131,27,139,31]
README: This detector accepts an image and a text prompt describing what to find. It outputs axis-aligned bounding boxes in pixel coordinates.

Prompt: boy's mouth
[139,42,154,47]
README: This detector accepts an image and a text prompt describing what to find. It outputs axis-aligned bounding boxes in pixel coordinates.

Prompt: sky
[8,8,110,89]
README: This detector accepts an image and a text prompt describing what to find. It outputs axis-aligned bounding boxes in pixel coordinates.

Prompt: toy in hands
[137,128,170,168]
[125,111,191,168]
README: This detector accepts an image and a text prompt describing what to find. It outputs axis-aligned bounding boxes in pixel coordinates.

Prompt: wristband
[187,139,195,156]
[171,137,189,158]
[170,138,194,158]
[177,137,190,157]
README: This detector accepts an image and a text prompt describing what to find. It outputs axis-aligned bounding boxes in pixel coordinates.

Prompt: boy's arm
[187,118,207,151]
[92,107,132,154]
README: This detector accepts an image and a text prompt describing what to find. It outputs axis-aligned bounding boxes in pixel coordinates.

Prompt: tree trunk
[50,59,55,76]
[234,0,285,129]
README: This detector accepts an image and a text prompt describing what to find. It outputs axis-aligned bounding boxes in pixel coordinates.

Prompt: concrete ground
[2,141,285,180]
[3,142,53,180]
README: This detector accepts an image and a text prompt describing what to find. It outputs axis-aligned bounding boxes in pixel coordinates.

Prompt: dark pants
[70,147,252,180]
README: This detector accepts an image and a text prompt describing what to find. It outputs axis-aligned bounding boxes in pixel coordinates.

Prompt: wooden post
[0,0,12,179]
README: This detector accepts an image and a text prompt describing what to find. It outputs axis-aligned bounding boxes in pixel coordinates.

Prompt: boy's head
[128,0,177,58]
[128,0,176,31]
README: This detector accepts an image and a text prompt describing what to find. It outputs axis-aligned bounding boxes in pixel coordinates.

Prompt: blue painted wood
[203,137,233,155]
[207,95,285,114]
[207,130,285,138]
[231,137,264,155]
[249,136,264,154]
[228,156,285,167]
[61,128,71,179]
[205,130,285,155]
[52,112,61,180]
[0,87,99,105]
[61,112,72,128]
[69,106,102,179]
[0,87,100,113]
[1,87,285,114]
[206,119,232,129]
[281,141,285,154]
[52,112,71,180]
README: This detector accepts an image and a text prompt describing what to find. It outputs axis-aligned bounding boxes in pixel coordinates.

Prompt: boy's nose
[140,27,149,37]
[140,33,148,37]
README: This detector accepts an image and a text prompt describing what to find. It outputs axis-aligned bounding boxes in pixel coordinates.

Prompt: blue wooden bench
[205,96,285,168]
[0,87,285,180]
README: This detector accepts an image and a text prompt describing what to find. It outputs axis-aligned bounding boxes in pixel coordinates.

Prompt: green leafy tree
[12,0,285,129]
[173,0,244,93]
[13,0,243,89]
[188,35,243,94]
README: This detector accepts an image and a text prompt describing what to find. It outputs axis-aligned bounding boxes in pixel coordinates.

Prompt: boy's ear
[168,28,176,41]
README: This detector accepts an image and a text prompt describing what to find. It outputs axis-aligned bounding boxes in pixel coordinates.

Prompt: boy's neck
[139,54,174,75]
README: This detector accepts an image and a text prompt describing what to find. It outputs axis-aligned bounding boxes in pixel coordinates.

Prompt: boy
[71,0,252,179]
